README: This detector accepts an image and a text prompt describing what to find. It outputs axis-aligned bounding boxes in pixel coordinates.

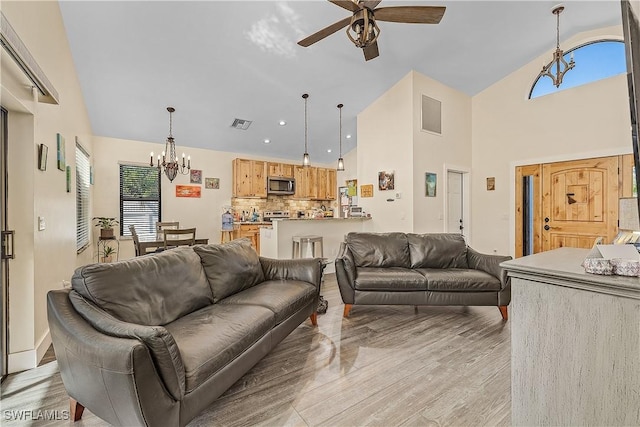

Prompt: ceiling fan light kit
[298,0,446,61]
[539,4,575,88]
[150,107,191,182]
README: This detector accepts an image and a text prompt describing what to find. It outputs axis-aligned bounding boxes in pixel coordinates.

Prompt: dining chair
[129,225,141,257]
[156,221,179,238]
[163,228,196,249]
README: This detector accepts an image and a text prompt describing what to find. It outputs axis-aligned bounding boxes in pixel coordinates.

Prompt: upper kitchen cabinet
[267,162,294,178]
[315,168,337,201]
[293,165,318,199]
[233,158,267,198]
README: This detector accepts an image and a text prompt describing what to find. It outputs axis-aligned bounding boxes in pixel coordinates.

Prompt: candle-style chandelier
[538,5,575,88]
[150,107,191,182]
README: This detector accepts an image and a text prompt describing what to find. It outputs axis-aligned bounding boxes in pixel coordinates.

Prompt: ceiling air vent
[231,118,252,130]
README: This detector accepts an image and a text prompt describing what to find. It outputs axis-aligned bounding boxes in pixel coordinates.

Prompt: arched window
[529,40,627,99]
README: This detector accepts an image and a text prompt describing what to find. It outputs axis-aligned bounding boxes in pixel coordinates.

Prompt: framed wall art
[66,166,71,192]
[205,177,220,189]
[425,172,437,197]
[346,179,358,196]
[176,185,201,198]
[378,171,395,190]
[38,144,48,171]
[361,184,374,197]
[56,133,65,171]
[190,169,202,184]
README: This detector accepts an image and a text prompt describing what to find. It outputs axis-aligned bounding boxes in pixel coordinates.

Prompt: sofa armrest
[335,242,357,303]
[467,247,512,289]
[259,257,323,289]
[69,291,185,400]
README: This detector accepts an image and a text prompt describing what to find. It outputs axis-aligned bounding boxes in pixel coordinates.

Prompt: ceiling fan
[297,0,446,61]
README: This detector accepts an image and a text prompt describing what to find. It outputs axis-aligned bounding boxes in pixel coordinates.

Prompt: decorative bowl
[609,258,640,276]
[583,258,614,275]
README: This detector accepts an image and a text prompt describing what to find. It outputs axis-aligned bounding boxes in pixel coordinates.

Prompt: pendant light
[302,93,310,167]
[337,103,345,171]
[538,5,575,88]
[149,107,191,182]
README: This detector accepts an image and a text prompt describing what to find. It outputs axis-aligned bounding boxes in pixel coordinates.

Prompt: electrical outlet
[38,216,45,231]
[395,192,402,199]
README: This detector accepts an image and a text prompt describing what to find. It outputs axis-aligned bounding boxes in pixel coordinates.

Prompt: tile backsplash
[232,196,339,220]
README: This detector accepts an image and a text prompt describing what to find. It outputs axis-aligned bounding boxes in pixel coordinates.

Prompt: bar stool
[220,230,234,243]
[292,235,324,259]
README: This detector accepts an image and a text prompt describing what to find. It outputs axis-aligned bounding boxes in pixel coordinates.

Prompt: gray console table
[501,248,640,426]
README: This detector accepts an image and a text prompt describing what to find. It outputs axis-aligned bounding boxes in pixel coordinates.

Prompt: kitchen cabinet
[236,224,261,253]
[314,168,337,201]
[267,162,294,178]
[293,165,318,199]
[233,158,267,198]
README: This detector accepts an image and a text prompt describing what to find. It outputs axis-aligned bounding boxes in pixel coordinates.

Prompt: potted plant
[102,245,116,263]
[93,217,119,239]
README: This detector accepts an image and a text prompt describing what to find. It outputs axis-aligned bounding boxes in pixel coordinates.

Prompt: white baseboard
[8,349,36,373]
[36,329,52,364]
[7,329,51,374]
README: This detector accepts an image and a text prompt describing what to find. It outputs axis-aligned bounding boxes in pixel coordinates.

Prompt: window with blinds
[76,143,90,252]
[120,164,161,240]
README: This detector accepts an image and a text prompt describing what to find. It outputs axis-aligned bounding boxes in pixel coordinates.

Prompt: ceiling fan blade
[374,6,446,24]
[363,41,379,61]
[328,0,360,13]
[360,0,382,10]
[298,17,352,47]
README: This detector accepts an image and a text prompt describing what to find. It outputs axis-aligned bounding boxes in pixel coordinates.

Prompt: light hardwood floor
[1,274,511,426]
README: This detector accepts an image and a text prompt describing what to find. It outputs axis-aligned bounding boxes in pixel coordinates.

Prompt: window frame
[528,39,626,99]
[119,163,162,240]
[75,141,91,253]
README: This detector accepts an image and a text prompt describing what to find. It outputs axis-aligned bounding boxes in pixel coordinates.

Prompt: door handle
[2,230,15,259]
[544,225,551,231]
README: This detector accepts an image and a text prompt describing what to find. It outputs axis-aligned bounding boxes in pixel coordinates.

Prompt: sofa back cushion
[407,233,468,269]
[193,239,265,303]
[346,232,410,268]
[72,247,213,326]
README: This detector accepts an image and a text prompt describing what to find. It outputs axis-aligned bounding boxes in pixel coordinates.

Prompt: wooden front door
[541,157,619,251]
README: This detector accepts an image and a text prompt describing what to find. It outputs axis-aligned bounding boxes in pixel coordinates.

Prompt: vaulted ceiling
[59,1,622,164]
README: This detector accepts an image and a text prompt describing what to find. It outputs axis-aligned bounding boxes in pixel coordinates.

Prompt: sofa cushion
[417,268,501,292]
[164,303,274,393]
[346,232,410,268]
[407,233,468,269]
[72,247,213,326]
[354,267,427,291]
[219,280,316,324]
[194,239,265,303]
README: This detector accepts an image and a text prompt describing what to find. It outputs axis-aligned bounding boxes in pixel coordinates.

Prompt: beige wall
[471,25,632,255]
[1,0,93,371]
[356,71,472,233]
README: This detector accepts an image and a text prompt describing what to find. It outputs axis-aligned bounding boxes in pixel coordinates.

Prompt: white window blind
[75,143,90,252]
[120,164,161,240]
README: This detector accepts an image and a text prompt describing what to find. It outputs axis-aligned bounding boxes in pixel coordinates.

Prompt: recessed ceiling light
[327,149,332,153]
[263,139,270,144]
[346,134,352,139]
[279,120,286,126]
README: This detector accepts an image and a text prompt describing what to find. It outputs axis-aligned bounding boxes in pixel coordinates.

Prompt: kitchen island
[501,248,640,426]
[259,217,373,273]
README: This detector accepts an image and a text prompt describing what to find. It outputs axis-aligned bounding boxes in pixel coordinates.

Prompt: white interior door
[447,171,464,234]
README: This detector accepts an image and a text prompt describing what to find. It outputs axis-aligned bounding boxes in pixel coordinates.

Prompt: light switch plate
[38,216,45,231]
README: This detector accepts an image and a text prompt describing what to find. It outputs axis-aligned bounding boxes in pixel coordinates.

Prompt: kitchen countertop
[278,217,372,221]
[234,221,271,225]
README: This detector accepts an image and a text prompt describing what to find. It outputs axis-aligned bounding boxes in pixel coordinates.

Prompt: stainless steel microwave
[267,177,295,195]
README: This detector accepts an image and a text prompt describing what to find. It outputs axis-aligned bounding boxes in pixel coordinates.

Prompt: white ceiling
[58,1,622,165]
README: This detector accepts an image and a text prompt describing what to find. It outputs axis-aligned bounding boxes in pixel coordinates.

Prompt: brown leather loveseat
[335,232,511,319]
[47,239,323,426]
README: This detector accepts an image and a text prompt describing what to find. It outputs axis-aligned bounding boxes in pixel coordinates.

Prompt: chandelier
[337,103,345,171]
[302,94,310,167]
[538,5,575,88]
[150,107,191,182]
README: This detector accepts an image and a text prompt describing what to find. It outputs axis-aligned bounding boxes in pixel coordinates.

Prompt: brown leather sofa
[335,232,511,319]
[47,239,323,426]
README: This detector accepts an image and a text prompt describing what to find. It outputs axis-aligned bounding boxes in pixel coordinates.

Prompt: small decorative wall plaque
[425,172,437,197]
[361,184,373,197]
[205,177,220,189]
[486,177,495,191]
[38,144,48,171]
[66,166,71,192]
[190,169,202,184]
[56,133,65,171]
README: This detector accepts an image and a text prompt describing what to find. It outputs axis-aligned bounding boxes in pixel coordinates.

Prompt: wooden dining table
[137,234,209,254]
